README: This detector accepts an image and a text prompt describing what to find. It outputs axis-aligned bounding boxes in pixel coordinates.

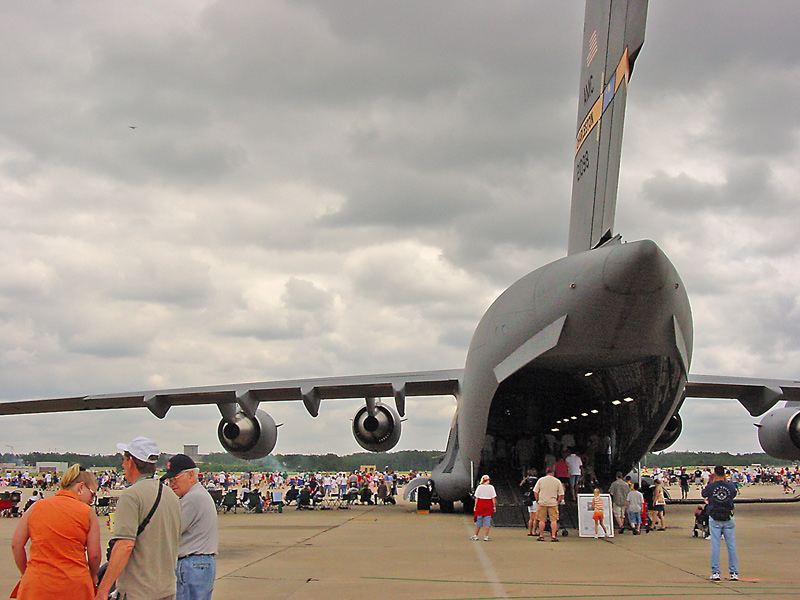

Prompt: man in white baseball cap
[116,436,161,463]
[96,437,181,600]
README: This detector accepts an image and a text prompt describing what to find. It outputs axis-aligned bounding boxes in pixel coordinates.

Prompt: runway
[1,485,798,599]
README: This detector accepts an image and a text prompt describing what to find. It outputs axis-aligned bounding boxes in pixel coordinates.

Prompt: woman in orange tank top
[11,464,102,600]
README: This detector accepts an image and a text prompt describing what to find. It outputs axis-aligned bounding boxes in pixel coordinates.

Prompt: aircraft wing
[684,374,800,417]
[0,369,463,420]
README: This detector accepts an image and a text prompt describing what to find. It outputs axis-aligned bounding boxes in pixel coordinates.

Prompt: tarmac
[0,483,798,600]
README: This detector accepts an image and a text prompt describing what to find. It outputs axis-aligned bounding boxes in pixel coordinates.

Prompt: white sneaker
[484,536,491,541]
[594,533,599,538]
[730,573,739,581]
[709,573,720,581]
[470,535,479,541]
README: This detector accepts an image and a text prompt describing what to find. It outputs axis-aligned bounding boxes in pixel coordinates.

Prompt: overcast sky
[1,1,799,459]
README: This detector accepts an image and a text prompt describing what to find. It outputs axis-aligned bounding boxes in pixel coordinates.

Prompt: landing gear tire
[439,499,454,513]
[461,496,474,514]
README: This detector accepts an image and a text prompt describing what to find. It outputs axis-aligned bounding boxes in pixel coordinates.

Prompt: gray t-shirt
[113,475,181,600]
[626,489,644,513]
[608,479,629,507]
[179,482,219,558]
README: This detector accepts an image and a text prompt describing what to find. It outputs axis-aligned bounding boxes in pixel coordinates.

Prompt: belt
[178,553,214,559]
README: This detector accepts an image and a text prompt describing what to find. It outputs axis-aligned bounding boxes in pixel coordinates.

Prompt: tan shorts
[536,504,559,522]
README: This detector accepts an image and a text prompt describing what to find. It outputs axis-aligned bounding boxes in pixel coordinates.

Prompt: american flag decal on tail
[587,30,598,67]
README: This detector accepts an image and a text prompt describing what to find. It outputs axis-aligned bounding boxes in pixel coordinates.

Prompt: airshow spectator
[702,465,739,581]
[608,472,629,534]
[11,464,101,600]
[591,488,608,539]
[163,454,218,600]
[652,479,667,530]
[625,483,644,535]
[679,469,690,499]
[533,467,565,542]
[554,453,570,497]
[565,450,583,500]
[96,437,181,600]
[471,475,497,541]
[520,469,539,537]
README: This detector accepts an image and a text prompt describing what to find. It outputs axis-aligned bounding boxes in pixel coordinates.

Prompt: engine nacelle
[352,402,402,452]
[217,409,278,460]
[650,413,682,452]
[757,407,800,460]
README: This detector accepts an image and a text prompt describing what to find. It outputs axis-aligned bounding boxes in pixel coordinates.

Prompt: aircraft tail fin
[568,0,648,255]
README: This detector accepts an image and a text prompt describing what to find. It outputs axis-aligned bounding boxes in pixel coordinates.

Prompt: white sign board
[576,493,614,538]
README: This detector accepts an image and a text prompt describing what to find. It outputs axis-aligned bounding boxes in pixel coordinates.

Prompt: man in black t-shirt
[679,469,690,499]
[519,469,539,536]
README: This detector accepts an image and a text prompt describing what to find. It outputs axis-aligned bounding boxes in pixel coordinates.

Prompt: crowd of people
[206,468,411,512]
[5,440,790,598]
[6,441,420,599]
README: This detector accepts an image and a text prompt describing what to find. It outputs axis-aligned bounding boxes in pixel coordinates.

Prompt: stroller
[0,491,22,517]
[693,504,710,538]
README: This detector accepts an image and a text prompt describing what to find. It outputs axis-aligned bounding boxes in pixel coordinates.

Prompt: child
[592,488,608,538]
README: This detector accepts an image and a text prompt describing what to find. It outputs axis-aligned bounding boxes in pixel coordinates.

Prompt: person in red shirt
[554,453,570,496]
[471,475,497,541]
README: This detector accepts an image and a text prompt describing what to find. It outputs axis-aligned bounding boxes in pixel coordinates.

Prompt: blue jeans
[475,515,492,528]
[176,555,216,600]
[709,517,738,575]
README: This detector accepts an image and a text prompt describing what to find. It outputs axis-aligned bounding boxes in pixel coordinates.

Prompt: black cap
[162,454,197,480]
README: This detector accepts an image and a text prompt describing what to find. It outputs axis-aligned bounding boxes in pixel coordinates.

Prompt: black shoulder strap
[137,481,164,536]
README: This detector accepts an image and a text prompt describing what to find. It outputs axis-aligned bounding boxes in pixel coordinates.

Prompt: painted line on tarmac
[465,522,509,599]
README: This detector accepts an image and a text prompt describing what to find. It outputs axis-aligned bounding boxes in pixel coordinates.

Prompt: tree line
[0,450,444,473]
[2,449,791,474]
[643,451,793,468]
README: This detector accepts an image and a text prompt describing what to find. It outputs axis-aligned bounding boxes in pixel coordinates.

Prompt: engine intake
[650,413,682,452]
[217,409,278,460]
[757,407,800,460]
[352,402,401,452]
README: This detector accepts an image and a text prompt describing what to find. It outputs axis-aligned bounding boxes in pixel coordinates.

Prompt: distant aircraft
[2,0,799,511]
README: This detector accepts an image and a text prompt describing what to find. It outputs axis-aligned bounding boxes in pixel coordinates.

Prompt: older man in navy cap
[163,454,218,600]
[96,437,181,600]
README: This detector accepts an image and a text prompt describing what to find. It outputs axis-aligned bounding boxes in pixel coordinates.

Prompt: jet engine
[650,414,682,452]
[757,407,800,460]
[352,400,402,452]
[217,409,278,460]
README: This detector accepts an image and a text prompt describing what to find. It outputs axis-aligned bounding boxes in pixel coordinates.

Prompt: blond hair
[60,464,98,491]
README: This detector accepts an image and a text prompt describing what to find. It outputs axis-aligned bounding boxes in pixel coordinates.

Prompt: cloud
[0,1,798,460]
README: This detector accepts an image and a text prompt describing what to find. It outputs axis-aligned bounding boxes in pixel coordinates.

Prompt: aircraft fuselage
[432,238,693,502]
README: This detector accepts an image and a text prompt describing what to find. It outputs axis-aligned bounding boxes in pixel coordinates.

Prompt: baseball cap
[116,436,160,463]
[162,453,197,480]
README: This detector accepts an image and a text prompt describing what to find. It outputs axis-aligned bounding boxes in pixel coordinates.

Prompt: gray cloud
[0,1,798,458]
